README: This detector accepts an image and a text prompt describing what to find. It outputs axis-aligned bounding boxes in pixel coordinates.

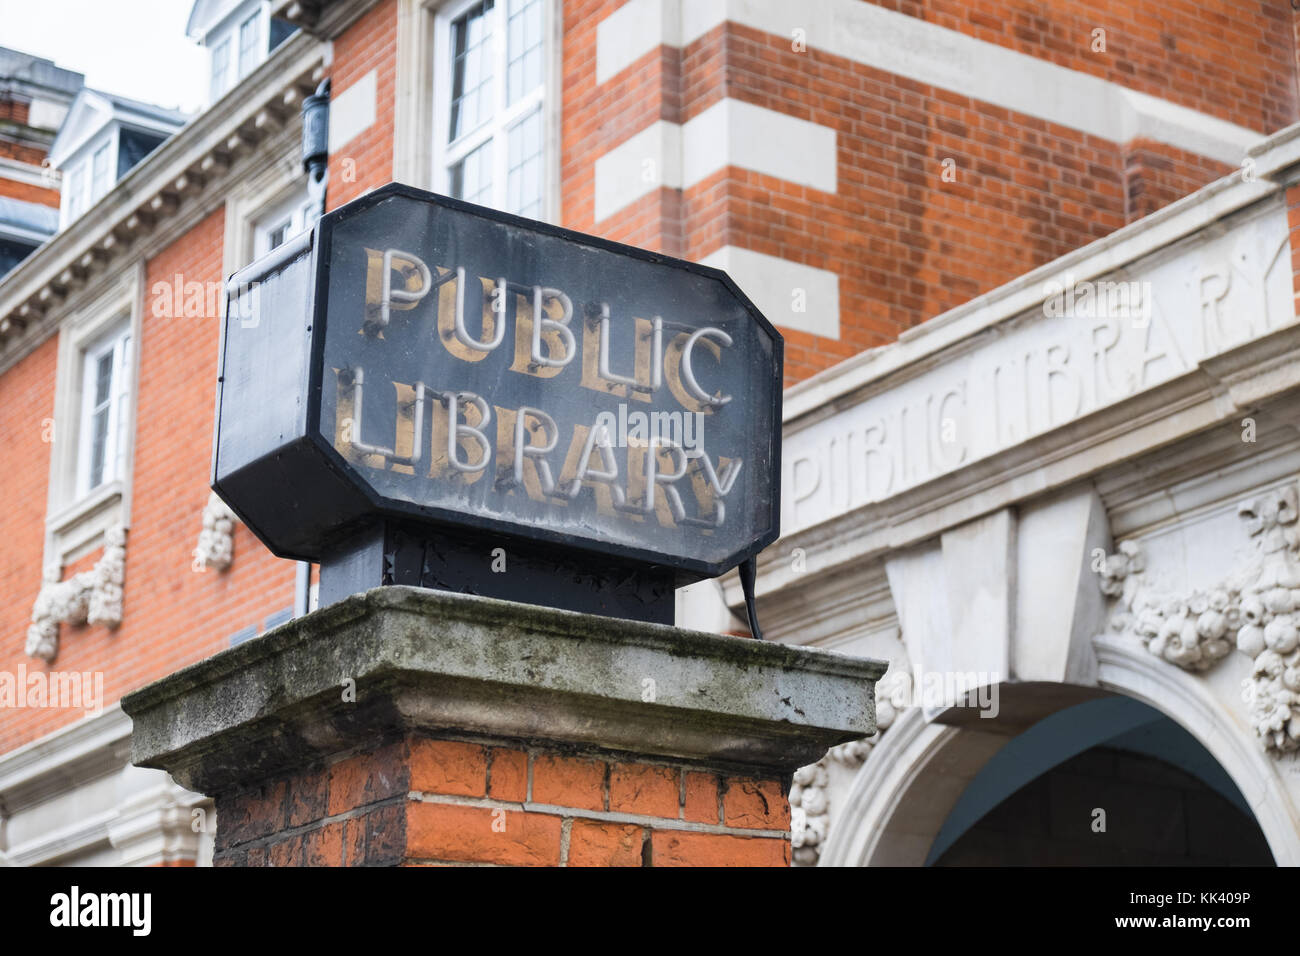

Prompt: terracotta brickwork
[564,12,1264,383]
[0,177,60,207]
[0,140,47,166]
[872,0,1295,135]
[0,336,58,744]
[213,735,790,867]
[0,95,30,125]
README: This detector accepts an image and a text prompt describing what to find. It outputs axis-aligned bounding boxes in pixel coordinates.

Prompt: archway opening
[926,697,1275,866]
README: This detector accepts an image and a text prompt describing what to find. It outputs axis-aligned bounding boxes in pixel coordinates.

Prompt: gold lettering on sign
[436,268,503,363]
[509,287,575,378]
[363,247,429,335]
[342,247,749,538]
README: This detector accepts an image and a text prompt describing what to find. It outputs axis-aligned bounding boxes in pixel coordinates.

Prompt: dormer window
[48,90,187,229]
[189,2,299,106]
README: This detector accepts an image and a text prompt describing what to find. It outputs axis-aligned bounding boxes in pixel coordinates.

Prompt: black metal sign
[214,183,782,592]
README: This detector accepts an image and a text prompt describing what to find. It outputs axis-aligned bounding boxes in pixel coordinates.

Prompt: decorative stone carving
[1236,485,1300,754]
[1099,539,1238,672]
[1097,539,1143,596]
[1096,482,1300,754]
[791,665,912,865]
[194,491,237,571]
[25,526,127,663]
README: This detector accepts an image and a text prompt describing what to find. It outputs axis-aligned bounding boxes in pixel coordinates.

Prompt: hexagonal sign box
[213,183,782,583]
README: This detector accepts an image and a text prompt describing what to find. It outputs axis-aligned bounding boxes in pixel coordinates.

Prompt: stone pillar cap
[124,586,885,793]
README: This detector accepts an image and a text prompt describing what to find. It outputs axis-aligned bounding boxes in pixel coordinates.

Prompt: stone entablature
[781,196,1291,538]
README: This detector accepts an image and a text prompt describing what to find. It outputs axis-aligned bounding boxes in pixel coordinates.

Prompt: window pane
[449,141,493,206]
[89,406,109,490]
[113,334,131,485]
[506,108,543,218]
[507,0,543,105]
[268,221,289,250]
[66,165,84,219]
[211,38,230,97]
[93,350,114,408]
[269,17,297,51]
[0,237,36,275]
[91,143,110,202]
[117,129,163,178]
[449,0,495,142]
[239,14,261,77]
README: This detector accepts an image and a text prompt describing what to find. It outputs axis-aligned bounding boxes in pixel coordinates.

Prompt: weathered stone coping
[123,586,884,793]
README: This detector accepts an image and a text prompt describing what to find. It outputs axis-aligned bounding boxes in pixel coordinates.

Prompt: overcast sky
[0,0,207,113]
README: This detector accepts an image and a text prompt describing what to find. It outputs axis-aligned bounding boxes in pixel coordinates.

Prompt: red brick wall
[565,12,1246,384]
[214,735,791,867]
[0,337,58,750]
[326,0,397,209]
[0,209,299,752]
[0,96,31,125]
[0,177,60,207]
[0,140,46,166]
[562,0,684,253]
[1123,139,1234,222]
[871,0,1296,134]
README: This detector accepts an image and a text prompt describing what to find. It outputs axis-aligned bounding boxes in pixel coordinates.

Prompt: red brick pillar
[123,587,882,867]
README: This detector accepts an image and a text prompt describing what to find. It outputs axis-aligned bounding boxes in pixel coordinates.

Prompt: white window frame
[237,10,264,79]
[89,140,112,204]
[64,161,85,223]
[211,36,232,101]
[223,147,317,279]
[45,265,143,567]
[431,0,550,219]
[252,187,315,259]
[75,324,132,499]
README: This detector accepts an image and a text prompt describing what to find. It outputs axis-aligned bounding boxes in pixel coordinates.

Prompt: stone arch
[1093,635,1300,866]
[820,656,1296,865]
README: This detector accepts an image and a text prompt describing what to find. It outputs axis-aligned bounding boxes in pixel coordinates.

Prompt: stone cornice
[0,32,327,373]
